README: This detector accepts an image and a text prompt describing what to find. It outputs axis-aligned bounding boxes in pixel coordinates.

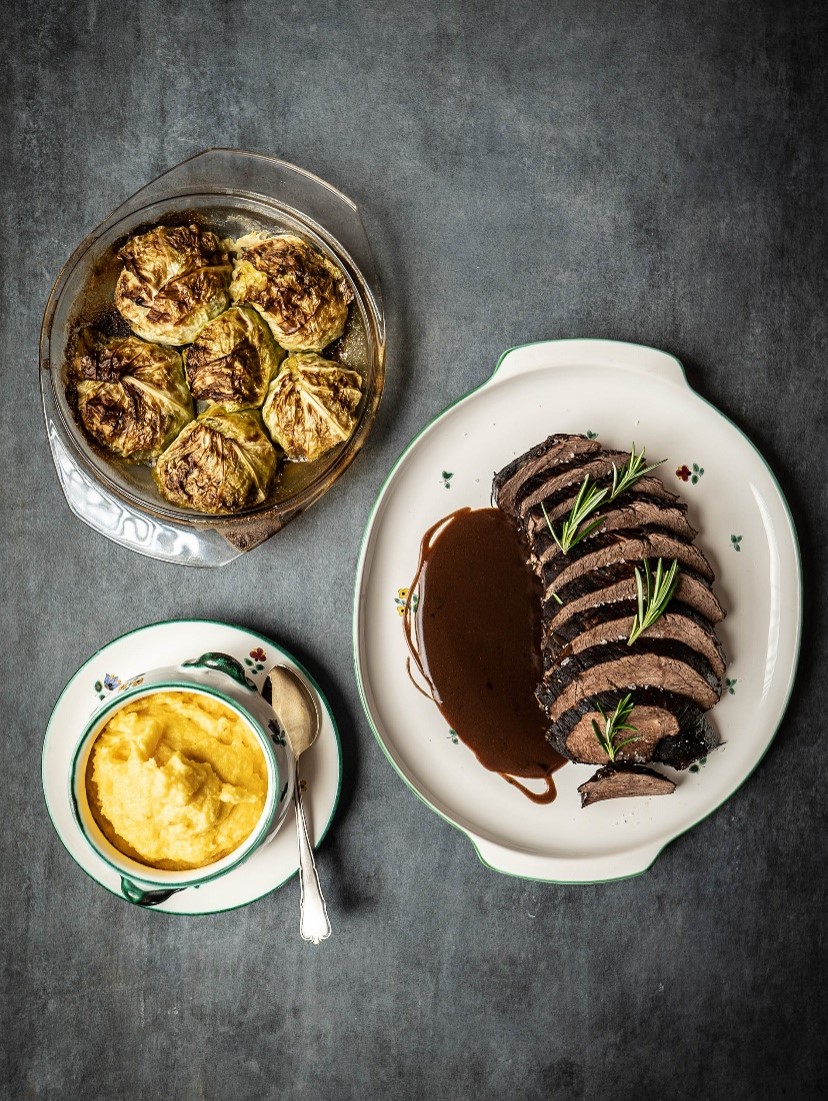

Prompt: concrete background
[2,1,825,1098]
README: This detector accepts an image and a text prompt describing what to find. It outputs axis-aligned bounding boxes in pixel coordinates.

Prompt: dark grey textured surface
[2,1,826,1098]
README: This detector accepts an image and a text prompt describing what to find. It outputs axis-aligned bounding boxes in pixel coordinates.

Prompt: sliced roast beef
[493,434,602,514]
[526,480,686,538]
[518,459,684,524]
[532,499,697,569]
[548,561,713,613]
[578,765,676,807]
[492,433,727,797]
[562,705,680,765]
[545,532,714,597]
[539,650,720,723]
[516,449,631,518]
[544,609,727,683]
[546,689,720,769]
[544,575,725,635]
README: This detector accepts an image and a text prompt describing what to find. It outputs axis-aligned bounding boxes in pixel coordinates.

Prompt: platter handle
[488,339,689,390]
[466,831,666,885]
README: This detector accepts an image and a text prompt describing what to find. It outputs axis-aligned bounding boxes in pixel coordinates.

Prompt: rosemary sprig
[591,693,640,762]
[543,443,666,555]
[627,557,679,645]
[610,442,667,499]
[542,480,607,554]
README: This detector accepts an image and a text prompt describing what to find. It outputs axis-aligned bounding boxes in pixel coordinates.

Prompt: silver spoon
[264,665,331,944]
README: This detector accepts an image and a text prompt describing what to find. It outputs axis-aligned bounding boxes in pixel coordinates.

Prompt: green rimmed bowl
[70,657,294,907]
[43,620,342,915]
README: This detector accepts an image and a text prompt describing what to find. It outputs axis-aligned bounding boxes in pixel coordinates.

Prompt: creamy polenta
[86,690,267,871]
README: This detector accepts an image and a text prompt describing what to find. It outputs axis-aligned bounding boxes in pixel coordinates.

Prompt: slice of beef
[517,455,684,524]
[546,688,720,769]
[545,609,727,683]
[561,705,680,765]
[539,652,720,724]
[546,531,714,591]
[549,561,712,611]
[578,765,676,807]
[540,642,721,727]
[526,481,687,538]
[537,524,700,588]
[531,499,697,570]
[543,575,725,636]
[549,599,719,647]
[493,434,602,515]
[516,449,631,519]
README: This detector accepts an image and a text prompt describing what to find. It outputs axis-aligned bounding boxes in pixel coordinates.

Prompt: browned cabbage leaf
[71,333,193,462]
[230,233,353,352]
[114,224,231,345]
[153,406,278,514]
[185,306,285,410]
[262,353,363,462]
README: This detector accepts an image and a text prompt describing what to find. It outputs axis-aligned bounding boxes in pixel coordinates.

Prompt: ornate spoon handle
[295,760,331,944]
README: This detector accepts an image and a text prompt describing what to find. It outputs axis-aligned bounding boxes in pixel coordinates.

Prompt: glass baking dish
[40,149,386,566]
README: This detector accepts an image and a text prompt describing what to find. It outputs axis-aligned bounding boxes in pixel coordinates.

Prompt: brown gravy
[404,508,566,803]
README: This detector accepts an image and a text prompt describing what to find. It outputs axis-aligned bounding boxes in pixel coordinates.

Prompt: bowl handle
[181,652,258,691]
[120,878,183,907]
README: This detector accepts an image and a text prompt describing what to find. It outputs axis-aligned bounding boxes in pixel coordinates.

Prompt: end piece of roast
[578,764,677,808]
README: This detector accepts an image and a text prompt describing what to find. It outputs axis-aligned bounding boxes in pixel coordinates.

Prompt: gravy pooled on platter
[404,508,566,803]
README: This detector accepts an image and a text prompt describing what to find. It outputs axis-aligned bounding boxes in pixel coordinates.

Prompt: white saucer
[42,619,342,914]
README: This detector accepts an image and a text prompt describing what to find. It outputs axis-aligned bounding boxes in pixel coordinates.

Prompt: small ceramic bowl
[69,652,294,906]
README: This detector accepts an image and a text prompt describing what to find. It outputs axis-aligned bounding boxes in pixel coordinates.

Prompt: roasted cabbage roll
[71,333,193,462]
[230,233,352,352]
[261,352,363,462]
[185,306,285,410]
[114,224,231,345]
[153,406,278,514]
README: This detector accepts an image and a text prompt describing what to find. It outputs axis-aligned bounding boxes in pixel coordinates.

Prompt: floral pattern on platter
[726,678,738,695]
[731,535,743,552]
[395,588,419,617]
[689,756,708,774]
[676,462,705,485]
[447,728,459,745]
[441,471,453,489]
[585,430,598,439]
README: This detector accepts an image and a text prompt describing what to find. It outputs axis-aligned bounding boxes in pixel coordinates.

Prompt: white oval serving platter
[353,339,801,883]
